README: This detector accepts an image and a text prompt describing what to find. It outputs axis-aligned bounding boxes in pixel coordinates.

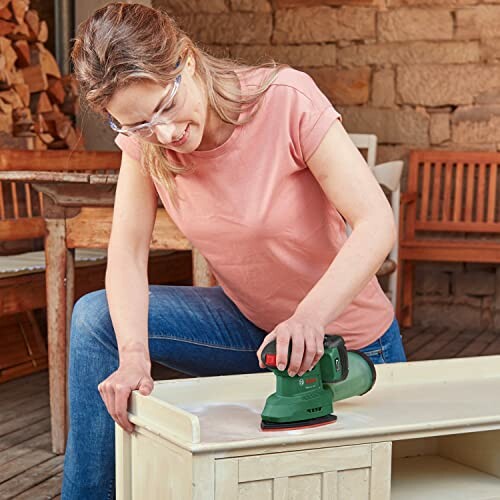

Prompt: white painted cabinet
[116,355,500,500]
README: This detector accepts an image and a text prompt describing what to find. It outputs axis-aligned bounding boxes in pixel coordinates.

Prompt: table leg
[192,248,216,287]
[45,218,70,454]
[65,248,75,434]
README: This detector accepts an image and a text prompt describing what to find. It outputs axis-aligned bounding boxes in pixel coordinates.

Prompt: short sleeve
[300,101,341,162]
[114,134,142,163]
[285,70,342,162]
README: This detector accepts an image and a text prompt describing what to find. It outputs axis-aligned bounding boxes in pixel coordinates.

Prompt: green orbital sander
[260,335,376,431]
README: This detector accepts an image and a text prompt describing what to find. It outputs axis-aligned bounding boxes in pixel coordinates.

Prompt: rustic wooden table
[0,170,215,454]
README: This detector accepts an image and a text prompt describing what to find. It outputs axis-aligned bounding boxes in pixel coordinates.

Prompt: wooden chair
[349,133,403,308]
[0,149,191,383]
[372,159,404,309]
[397,150,500,327]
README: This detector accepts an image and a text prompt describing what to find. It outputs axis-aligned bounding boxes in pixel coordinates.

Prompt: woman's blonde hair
[71,2,287,201]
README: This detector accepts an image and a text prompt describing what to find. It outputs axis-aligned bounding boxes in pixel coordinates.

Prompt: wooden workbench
[117,355,500,499]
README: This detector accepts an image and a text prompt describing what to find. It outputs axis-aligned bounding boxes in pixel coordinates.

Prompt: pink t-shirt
[115,67,394,349]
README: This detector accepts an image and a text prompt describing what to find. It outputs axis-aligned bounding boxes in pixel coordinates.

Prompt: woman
[63,2,406,498]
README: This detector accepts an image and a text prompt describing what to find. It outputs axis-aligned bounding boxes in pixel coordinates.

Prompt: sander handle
[261,335,349,373]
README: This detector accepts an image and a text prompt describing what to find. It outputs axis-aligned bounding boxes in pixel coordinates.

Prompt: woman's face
[106,57,210,153]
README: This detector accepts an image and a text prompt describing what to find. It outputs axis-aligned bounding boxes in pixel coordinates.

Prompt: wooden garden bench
[397,150,500,327]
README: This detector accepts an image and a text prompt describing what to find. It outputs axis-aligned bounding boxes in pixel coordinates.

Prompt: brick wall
[153,0,500,330]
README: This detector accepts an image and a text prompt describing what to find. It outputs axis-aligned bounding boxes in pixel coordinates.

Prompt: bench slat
[10,182,18,219]
[25,183,32,218]
[465,162,475,223]
[487,164,497,224]
[415,221,500,233]
[452,162,464,222]
[400,239,500,264]
[477,162,486,222]
[420,161,431,221]
[402,239,500,248]
[443,161,453,222]
[431,162,441,221]
[0,181,4,219]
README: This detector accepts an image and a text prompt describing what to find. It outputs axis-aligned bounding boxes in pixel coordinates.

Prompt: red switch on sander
[265,353,277,367]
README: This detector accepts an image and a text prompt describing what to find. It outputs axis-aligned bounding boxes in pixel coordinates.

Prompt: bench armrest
[400,192,417,205]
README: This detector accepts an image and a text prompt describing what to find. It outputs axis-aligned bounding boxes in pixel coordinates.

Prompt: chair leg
[388,267,397,310]
[24,311,47,357]
[396,259,404,323]
[401,261,414,328]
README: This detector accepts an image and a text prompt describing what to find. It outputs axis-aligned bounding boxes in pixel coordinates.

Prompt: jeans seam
[148,335,257,352]
[380,343,388,362]
[81,323,259,354]
[106,478,114,500]
[362,339,384,358]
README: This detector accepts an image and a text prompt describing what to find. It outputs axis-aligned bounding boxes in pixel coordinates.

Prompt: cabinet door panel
[289,474,322,499]
[239,479,273,500]
[215,442,391,500]
[338,468,370,500]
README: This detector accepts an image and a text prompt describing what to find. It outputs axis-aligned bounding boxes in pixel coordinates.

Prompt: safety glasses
[108,73,183,138]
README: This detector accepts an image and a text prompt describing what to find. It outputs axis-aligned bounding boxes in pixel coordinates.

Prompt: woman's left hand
[256,316,325,377]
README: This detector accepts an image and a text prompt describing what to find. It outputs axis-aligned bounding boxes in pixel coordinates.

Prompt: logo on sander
[299,377,318,389]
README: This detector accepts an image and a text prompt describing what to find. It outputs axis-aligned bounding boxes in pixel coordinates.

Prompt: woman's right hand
[97,353,154,433]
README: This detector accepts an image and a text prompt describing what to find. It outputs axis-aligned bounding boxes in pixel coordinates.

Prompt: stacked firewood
[0,0,83,150]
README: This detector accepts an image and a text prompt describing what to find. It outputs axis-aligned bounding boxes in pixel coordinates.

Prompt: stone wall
[153,0,500,330]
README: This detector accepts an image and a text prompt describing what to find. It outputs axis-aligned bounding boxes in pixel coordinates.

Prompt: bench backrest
[405,150,500,239]
[0,149,121,242]
[0,179,44,241]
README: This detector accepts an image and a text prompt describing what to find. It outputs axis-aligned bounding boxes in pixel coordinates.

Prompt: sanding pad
[260,414,337,431]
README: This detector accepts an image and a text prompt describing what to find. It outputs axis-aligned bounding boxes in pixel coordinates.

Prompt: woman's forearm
[105,253,151,363]
[294,215,396,328]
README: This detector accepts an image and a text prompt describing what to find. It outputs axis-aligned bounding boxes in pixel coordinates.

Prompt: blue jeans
[61,285,406,499]
[357,313,407,364]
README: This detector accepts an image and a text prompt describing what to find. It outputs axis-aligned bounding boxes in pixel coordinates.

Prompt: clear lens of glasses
[110,76,186,138]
